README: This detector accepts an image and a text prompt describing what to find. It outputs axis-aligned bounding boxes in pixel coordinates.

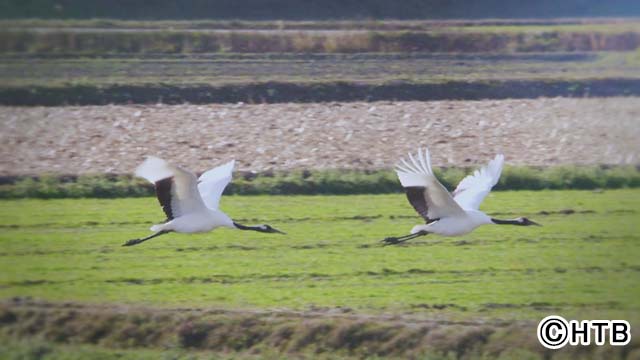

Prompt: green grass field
[1,190,639,358]
[1,190,639,321]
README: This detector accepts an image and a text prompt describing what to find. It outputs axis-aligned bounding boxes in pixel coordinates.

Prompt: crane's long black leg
[381,231,428,246]
[381,233,418,246]
[123,230,171,247]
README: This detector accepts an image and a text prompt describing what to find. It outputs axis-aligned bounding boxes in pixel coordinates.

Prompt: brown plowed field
[1,97,639,175]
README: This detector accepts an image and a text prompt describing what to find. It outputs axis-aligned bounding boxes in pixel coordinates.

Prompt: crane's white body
[135,156,236,234]
[153,210,233,233]
[411,210,492,236]
[396,148,505,237]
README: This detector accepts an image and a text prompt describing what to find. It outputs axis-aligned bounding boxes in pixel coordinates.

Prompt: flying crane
[123,157,284,246]
[383,148,539,245]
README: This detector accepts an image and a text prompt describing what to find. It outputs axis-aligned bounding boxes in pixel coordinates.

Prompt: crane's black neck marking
[491,218,522,225]
[233,222,285,234]
[233,222,256,231]
[233,222,267,232]
[492,217,540,226]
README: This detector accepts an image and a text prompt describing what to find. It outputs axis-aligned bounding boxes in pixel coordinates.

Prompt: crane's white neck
[466,210,493,225]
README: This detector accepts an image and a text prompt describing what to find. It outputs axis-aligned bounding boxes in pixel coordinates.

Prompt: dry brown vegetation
[1,29,639,54]
[1,298,637,359]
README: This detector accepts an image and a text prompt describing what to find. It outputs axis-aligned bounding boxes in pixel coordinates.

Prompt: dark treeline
[4,79,640,106]
[2,0,640,20]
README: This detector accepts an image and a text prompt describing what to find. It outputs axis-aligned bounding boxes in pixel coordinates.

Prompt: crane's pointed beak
[271,228,286,234]
[530,220,542,226]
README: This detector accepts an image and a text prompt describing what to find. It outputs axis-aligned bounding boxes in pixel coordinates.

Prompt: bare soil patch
[0,97,639,175]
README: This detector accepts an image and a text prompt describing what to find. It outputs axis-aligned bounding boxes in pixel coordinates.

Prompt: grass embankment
[0,299,635,360]
[0,190,639,358]
[1,166,639,198]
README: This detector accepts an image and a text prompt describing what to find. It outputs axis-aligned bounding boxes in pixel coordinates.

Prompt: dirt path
[1,97,638,175]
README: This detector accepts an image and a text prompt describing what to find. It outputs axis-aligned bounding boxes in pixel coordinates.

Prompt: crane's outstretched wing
[395,148,465,223]
[135,156,208,220]
[453,154,504,210]
[197,160,235,210]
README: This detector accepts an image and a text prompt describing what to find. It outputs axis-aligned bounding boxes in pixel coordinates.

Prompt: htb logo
[537,315,631,349]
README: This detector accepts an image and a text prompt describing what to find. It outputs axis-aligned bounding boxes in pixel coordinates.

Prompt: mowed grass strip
[0,190,638,322]
[3,52,640,88]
